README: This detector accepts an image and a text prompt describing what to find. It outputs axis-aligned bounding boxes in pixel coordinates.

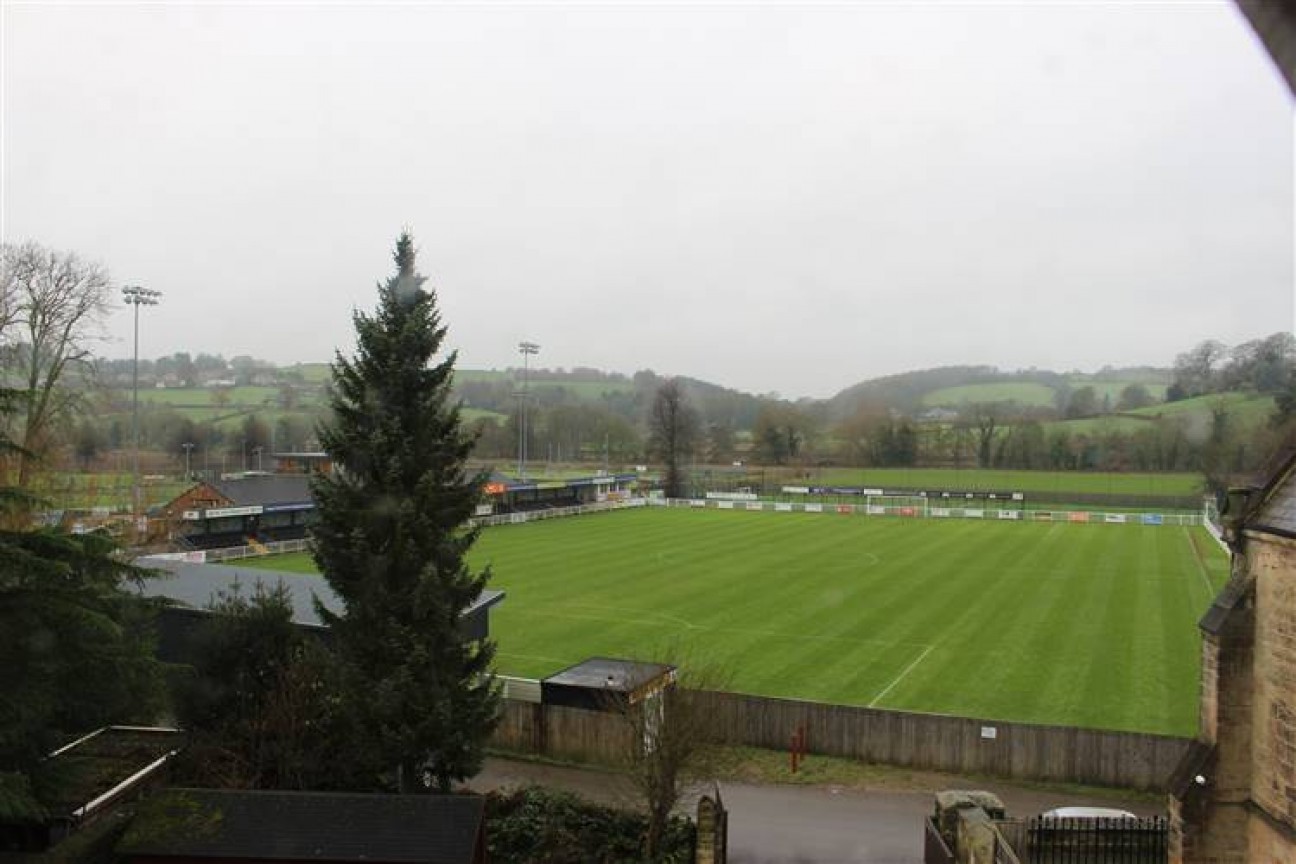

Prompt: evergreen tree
[0,388,165,820]
[310,233,498,793]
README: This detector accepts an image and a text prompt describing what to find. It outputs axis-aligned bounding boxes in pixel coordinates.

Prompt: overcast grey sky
[3,1,1292,399]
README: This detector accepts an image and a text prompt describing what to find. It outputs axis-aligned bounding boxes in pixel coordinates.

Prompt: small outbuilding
[541,657,677,712]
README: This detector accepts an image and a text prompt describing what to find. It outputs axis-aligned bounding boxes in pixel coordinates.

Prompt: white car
[1041,807,1137,819]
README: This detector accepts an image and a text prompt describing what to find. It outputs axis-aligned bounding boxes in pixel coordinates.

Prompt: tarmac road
[469,756,1163,864]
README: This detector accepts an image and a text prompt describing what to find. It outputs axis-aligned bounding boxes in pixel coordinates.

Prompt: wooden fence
[696,691,1190,791]
[491,688,1193,791]
[492,699,633,765]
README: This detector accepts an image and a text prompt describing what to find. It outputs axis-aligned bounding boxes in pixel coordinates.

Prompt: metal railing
[469,498,647,528]
[923,818,956,864]
[1021,816,1168,864]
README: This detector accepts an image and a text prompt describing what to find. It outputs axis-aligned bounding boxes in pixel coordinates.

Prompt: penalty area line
[868,644,935,708]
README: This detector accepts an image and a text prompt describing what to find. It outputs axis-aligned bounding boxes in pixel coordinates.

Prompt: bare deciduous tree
[611,655,730,858]
[0,242,111,490]
[648,378,697,498]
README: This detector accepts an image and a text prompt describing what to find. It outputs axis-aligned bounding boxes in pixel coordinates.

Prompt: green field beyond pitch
[245,509,1227,736]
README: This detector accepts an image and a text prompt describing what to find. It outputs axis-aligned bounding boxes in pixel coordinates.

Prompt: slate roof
[119,789,484,864]
[137,558,504,629]
[1229,447,1296,539]
[1252,471,1296,536]
[1199,573,1254,635]
[211,475,314,508]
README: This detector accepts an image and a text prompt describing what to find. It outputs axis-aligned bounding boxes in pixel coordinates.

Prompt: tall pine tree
[311,233,498,793]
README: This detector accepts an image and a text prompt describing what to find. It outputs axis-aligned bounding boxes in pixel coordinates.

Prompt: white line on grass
[868,643,936,708]
[1184,530,1217,599]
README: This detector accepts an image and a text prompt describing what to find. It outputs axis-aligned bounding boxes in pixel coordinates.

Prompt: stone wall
[1249,536,1296,835]
[1180,531,1296,864]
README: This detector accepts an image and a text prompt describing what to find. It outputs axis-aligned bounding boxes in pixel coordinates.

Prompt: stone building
[1169,449,1296,863]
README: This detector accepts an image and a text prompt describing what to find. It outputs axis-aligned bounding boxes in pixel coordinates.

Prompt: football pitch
[244,508,1229,737]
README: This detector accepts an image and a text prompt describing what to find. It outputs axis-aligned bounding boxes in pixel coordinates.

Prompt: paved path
[469,757,1163,864]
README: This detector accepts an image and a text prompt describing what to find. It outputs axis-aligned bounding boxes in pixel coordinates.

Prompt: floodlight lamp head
[518,341,540,355]
[122,285,162,306]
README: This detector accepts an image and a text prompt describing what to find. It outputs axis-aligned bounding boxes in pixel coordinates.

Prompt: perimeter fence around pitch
[659,495,1206,527]
[160,491,1206,567]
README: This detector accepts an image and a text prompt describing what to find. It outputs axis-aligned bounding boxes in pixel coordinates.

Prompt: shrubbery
[484,786,694,863]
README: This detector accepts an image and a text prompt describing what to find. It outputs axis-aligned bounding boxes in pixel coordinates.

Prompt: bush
[484,786,694,863]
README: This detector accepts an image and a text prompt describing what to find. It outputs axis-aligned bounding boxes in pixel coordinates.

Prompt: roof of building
[1199,572,1254,635]
[211,474,314,507]
[543,657,675,692]
[1223,446,1296,541]
[118,788,484,864]
[137,558,504,628]
[41,726,183,819]
[1251,468,1296,537]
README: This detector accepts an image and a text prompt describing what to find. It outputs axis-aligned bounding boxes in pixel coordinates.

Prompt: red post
[790,735,798,773]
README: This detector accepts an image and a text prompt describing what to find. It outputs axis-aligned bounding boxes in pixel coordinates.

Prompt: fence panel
[692,691,1190,791]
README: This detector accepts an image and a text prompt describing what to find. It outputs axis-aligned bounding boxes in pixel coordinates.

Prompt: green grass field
[243,508,1226,736]
[1127,392,1275,434]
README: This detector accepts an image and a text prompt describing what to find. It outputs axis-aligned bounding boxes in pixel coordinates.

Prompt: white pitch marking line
[1185,531,1216,598]
[868,644,936,708]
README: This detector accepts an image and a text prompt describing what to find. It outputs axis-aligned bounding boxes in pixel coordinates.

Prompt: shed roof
[137,558,503,628]
[119,789,484,864]
[543,657,675,692]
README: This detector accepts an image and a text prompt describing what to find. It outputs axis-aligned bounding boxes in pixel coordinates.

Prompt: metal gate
[1024,815,1167,864]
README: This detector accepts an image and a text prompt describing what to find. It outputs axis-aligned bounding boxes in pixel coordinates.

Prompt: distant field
[806,468,1202,498]
[34,472,187,509]
[245,508,1226,735]
[287,363,331,384]
[453,369,634,399]
[462,408,509,424]
[922,382,1056,408]
[131,386,324,409]
[1128,392,1275,429]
